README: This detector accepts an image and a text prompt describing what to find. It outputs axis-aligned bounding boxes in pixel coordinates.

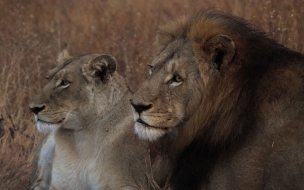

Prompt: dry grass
[0,0,303,189]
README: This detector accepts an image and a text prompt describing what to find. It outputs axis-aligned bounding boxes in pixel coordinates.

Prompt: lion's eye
[172,74,183,83]
[58,79,70,88]
[148,65,153,75]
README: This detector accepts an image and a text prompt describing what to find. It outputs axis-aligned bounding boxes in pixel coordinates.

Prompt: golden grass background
[0,0,303,189]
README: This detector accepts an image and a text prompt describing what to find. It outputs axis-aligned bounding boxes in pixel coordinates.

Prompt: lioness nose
[130,101,152,114]
[29,105,46,115]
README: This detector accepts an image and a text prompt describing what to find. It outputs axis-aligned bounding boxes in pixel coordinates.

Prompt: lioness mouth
[37,118,64,125]
[137,118,169,130]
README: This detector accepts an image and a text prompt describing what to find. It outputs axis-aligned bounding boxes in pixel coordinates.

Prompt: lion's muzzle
[29,104,46,115]
[130,101,152,115]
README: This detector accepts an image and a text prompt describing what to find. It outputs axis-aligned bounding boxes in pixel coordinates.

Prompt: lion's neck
[165,73,256,160]
[164,73,258,189]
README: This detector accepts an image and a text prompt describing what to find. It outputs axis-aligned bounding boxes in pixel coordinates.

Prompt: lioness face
[130,41,204,141]
[29,53,117,133]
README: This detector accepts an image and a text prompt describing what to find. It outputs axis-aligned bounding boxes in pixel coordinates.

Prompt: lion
[130,10,304,190]
[29,51,168,190]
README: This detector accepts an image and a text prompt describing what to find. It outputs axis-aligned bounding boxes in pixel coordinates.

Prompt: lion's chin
[36,121,60,133]
[35,115,61,133]
[134,122,167,142]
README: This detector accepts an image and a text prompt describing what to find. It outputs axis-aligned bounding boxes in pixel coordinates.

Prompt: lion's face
[29,52,117,133]
[130,41,204,141]
[131,27,235,141]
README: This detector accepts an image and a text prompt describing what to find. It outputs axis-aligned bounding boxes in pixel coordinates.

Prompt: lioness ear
[57,49,72,65]
[82,54,117,82]
[203,35,235,71]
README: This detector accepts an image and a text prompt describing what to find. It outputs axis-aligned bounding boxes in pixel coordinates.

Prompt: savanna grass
[0,0,303,189]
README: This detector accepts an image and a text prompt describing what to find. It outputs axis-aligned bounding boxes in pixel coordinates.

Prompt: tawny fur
[30,52,169,190]
[131,10,304,190]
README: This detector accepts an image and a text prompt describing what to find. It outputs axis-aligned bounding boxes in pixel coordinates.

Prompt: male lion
[130,11,304,190]
[29,51,168,190]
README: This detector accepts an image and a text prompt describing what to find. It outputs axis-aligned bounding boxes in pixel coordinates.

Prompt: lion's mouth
[37,118,64,125]
[137,118,169,130]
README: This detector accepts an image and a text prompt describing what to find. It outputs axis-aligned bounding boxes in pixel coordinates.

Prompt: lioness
[30,51,167,190]
[130,11,304,189]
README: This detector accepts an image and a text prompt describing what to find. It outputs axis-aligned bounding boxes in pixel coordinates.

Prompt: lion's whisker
[171,113,186,123]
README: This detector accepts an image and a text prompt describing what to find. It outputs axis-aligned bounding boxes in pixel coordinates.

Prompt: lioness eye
[172,74,183,83]
[148,65,153,75]
[59,79,70,88]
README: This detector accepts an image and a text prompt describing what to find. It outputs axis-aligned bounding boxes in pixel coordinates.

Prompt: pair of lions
[130,11,304,189]
[29,52,168,190]
[30,10,304,190]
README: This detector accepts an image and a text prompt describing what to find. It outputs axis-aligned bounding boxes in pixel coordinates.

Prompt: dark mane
[155,11,304,189]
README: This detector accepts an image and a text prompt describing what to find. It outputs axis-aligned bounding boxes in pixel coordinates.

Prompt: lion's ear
[82,54,117,82]
[204,35,235,71]
[57,49,72,65]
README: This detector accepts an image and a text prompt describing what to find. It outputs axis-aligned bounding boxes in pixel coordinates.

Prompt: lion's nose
[29,104,46,115]
[130,101,152,114]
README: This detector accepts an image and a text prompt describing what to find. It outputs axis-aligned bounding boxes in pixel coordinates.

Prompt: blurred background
[0,0,303,189]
